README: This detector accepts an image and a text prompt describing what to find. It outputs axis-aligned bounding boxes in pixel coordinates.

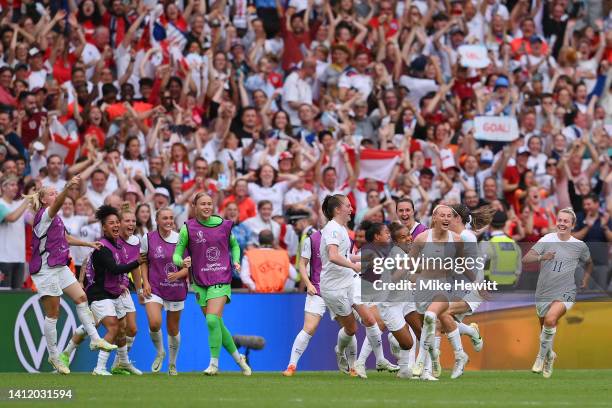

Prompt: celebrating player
[396,198,428,239]
[141,207,188,376]
[437,204,495,379]
[410,205,462,381]
[173,192,251,376]
[523,208,592,378]
[84,205,145,375]
[319,194,387,378]
[25,177,116,374]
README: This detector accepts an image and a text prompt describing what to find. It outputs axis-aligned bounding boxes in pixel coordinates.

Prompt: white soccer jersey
[320,220,353,290]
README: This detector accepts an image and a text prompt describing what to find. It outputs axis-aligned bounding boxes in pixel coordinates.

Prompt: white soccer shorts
[31,265,77,297]
[144,293,185,312]
[304,293,326,317]
[90,298,127,322]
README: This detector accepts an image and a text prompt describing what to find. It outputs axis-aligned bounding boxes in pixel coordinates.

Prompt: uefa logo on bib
[206,246,220,261]
[14,296,77,372]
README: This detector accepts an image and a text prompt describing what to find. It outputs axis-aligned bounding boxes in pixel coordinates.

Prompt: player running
[283,226,323,376]
[523,208,592,378]
[25,177,116,374]
[410,205,462,381]
[142,207,189,376]
[85,205,145,375]
[173,192,251,376]
[60,207,143,375]
[319,194,387,378]
[437,204,495,379]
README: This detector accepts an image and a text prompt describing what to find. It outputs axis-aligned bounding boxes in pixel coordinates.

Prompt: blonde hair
[155,206,174,223]
[558,207,576,225]
[192,191,212,206]
[23,187,50,212]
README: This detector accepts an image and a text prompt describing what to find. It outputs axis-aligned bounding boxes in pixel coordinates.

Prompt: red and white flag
[357,148,402,183]
[47,117,80,165]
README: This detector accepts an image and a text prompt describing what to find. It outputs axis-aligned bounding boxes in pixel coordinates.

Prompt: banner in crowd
[458,45,490,69]
[474,116,520,142]
[340,147,402,185]
[47,117,80,165]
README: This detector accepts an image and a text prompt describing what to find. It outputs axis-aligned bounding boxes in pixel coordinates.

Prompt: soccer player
[319,194,387,379]
[25,177,116,374]
[173,192,251,376]
[396,198,427,239]
[364,222,415,379]
[85,205,145,375]
[437,204,495,379]
[60,207,143,375]
[142,207,188,376]
[523,208,592,378]
[410,205,462,381]
[283,227,323,376]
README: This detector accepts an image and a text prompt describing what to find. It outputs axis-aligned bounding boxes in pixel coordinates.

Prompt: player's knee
[149,322,161,332]
[543,316,557,328]
[344,322,357,336]
[127,326,137,338]
[75,295,88,304]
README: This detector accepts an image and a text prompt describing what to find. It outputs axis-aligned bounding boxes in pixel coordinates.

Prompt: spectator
[0,175,29,289]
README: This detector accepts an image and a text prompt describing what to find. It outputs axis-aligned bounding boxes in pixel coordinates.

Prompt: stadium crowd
[0,0,610,292]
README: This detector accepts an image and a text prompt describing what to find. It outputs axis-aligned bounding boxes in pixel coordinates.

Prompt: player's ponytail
[23,187,47,212]
[322,194,345,221]
[450,204,496,230]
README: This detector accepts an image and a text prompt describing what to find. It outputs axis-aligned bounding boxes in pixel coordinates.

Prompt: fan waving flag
[358,148,402,183]
[47,117,80,165]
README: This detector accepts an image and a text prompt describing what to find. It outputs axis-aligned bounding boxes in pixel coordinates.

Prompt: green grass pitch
[2,370,611,407]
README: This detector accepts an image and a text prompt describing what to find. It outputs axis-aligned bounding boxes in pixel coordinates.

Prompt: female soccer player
[523,208,592,378]
[173,192,251,376]
[364,222,415,379]
[396,198,427,239]
[142,207,189,376]
[437,204,495,379]
[410,205,461,381]
[26,176,116,374]
[319,194,386,379]
[60,208,144,375]
[283,228,323,376]
[83,205,145,375]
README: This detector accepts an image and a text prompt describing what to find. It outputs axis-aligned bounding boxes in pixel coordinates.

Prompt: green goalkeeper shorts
[192,283,232,308]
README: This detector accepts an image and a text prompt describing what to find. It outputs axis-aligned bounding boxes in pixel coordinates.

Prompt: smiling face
[375,225,391,244]
[61,197,74,217]
[556,211,575,236]
[120,211,136,237]
[156,208,175,233]
[433,206,453,231]
[103,214,121,240]
[335,196,353,224]
[195,194,214,220]
[397,201,415,226]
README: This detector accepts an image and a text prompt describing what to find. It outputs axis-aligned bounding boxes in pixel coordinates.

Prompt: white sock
[408,328,416,367]
[388,332,400,359]
[289,330,312,367]
[210,356,219,367]
[168,333,180,366]
[447,328,464,355]
[356,338,372,365]
[415,335,427,367]
[435,335,441,351]
[117,345,129,363]
[423,312,437,352]
[44,317,58,358]
[458,322,478,338]
[74,325,87,340]
[538,326,557,358]
[96,350,110,371]
[231,351,242,364]
[149,329,164,355]
[399,348,411,371]
[75,303,100,341]
[63,339,78,355]
[337,328,353,354]
[365,324,384,363]
[346,334,357,368]
[126,336,135,351]
[424,351,432,374]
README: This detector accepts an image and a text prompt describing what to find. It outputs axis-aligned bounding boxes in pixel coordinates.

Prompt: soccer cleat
[469,323,484,352]
[532,355,544,374]
[92,367,112,376]
[397,367,413,379]
[110,367,131,375]
[376,358,400,373]
[420,372,439,381]
[282,364,296,377]
[431,349,442,378]
[59,352,70,368]
[412,360,424,377]
[238,354,252,376]
[354,363,368,379]
[543,351,556,379]
[450,351,469,379]
[115,361,143,375]
[168,364,178,376]
[48,356,70,375]
[335,346,349,375]
[151,351,166,373]
[388,333,400,360]
[203,364,219,376]
[349,368,358,377]
[90,338,118,352]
